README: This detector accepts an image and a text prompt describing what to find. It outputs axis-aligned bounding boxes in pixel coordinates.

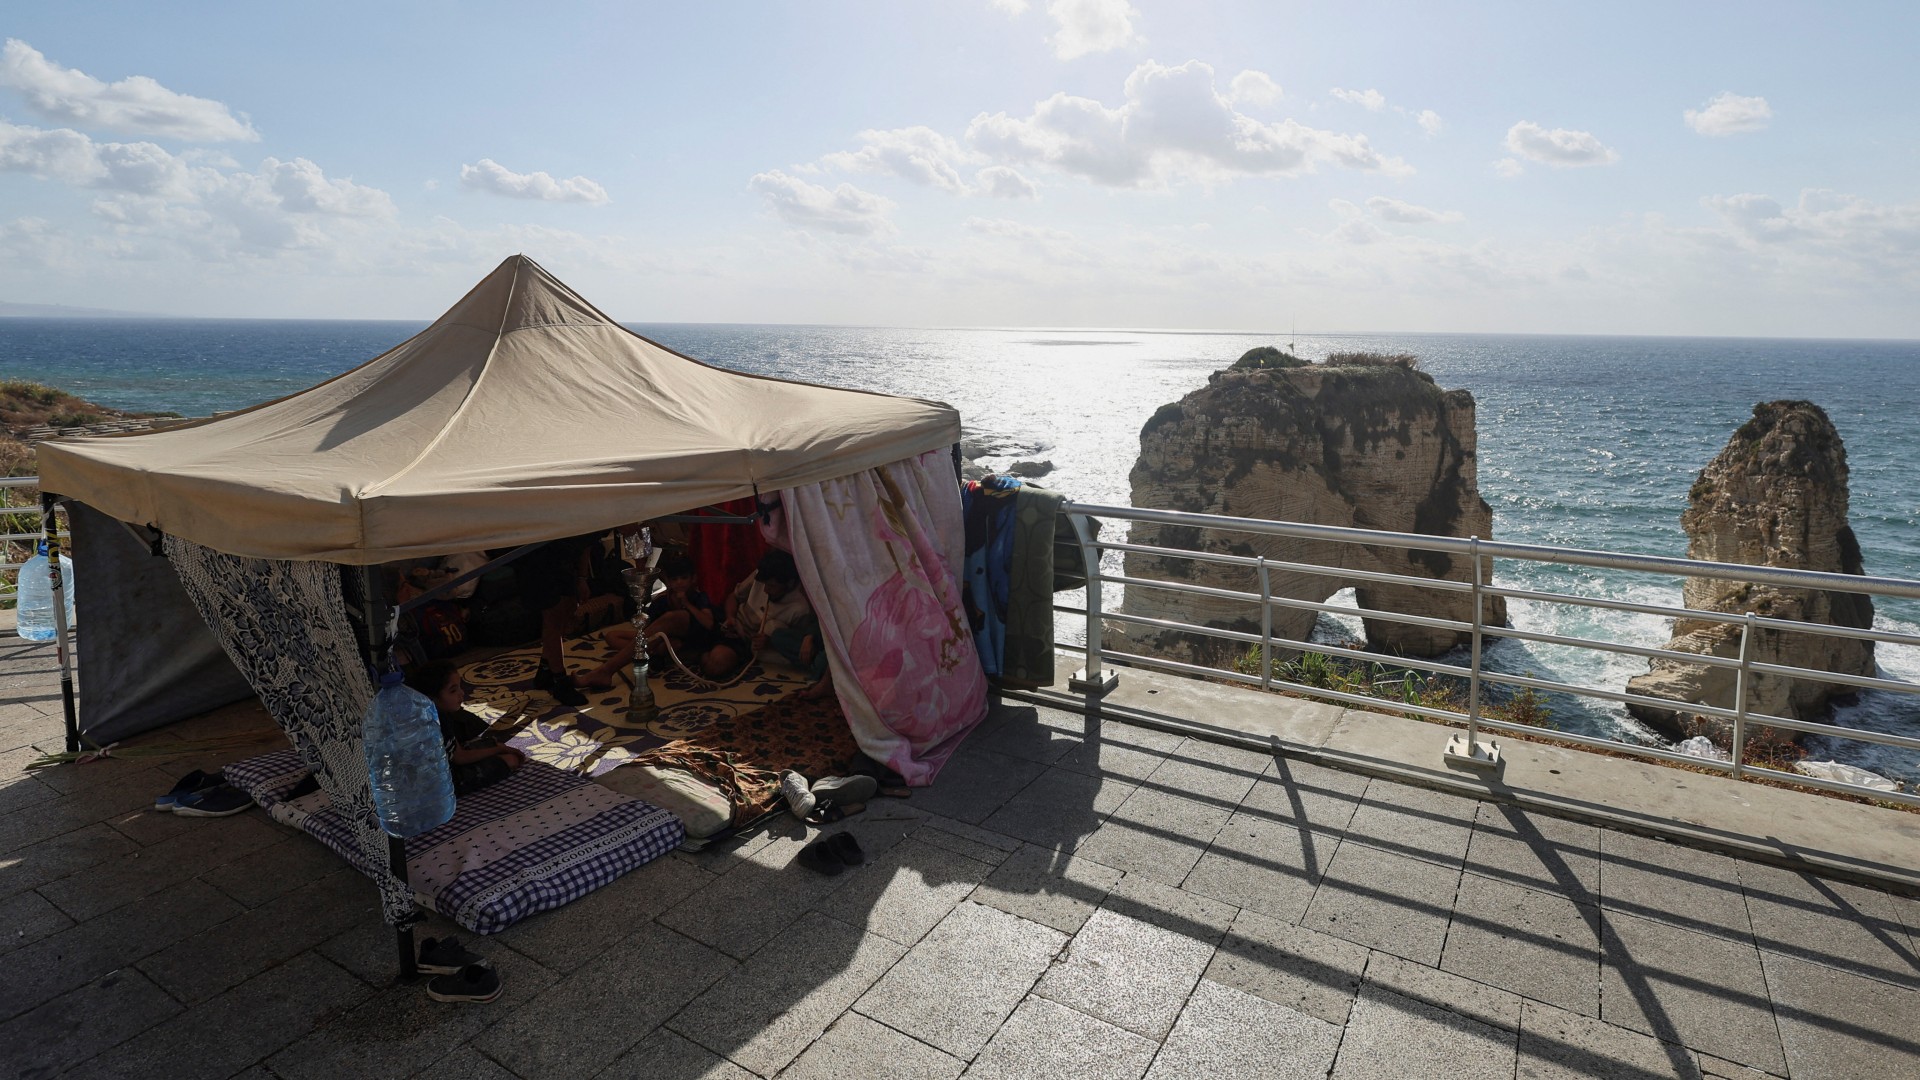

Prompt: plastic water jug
[362,670,456,837]
[14,542,76,642]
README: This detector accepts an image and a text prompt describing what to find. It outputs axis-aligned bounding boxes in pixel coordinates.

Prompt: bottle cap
[379,669,406,688]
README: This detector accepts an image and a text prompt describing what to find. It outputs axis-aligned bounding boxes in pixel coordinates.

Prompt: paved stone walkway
[4,633,1920,1079]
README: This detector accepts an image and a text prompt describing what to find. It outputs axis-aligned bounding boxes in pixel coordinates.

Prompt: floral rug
[457,630,814,776]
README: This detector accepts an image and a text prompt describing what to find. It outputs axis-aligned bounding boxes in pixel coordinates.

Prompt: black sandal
[826,831,865,866]
[426,963,502,1003]
[797,838,847,876]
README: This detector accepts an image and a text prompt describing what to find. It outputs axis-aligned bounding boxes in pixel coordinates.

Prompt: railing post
[1066,511,1118,699]
[1731,610,1754,778]
[1257,555,1273,691]
[1445,536,1501,771]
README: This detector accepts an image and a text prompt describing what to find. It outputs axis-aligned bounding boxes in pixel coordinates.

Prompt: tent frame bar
[355,564,422,983]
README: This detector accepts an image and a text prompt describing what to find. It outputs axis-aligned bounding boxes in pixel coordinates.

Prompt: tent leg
[358,565,420,983]
[40,496,80,754]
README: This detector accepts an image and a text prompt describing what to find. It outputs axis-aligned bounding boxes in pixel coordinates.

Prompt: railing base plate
[1445,734,1503,771]
[1069,669,1120,698]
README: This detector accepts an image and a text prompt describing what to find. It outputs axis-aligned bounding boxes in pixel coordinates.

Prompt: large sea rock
[1625,401,1875,744]
[1112,351,1505,666]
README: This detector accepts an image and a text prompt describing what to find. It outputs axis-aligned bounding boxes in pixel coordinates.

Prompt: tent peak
[436,254,615,337]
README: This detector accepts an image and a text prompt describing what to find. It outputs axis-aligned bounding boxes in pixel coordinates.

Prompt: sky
[1,1,1917,336]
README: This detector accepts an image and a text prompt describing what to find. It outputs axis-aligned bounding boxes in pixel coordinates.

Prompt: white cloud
[1227,70,1282,107]
[1684,92,1772,137]
[988,0,1029,13]
[822,127,971,192]
[0,39,257,142]
[1504,121,1619,167]
[973,165,1039,199]
[1046,0,1141,60]
[260,157,394,217]
[1493,157,1525,178]
[1415,109,1444,136]
[1700,189,1920,271]
[1325,199,1388,245]
[749,170,896,236]
[966,59,1409,189]
[1366,196,1463,224]
[1330,87,1387,111]
[459,159,610,205]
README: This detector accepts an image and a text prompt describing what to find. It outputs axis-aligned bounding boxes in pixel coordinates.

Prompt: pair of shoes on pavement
[796,832,866,876]
[419,936,501,1003]
[533,663,587,707]
[156,771,254,818]
[779,771,878,821]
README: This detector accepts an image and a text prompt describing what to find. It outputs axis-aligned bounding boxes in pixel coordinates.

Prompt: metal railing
[1,476,48,601]
[1057,501,1920,808]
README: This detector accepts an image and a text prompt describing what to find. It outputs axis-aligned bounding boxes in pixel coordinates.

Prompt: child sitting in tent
[580,553,716,690]
[704,550,827,690]
[406,660,526,795]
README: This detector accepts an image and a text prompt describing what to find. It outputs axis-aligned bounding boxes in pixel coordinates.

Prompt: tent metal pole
[40,495,81,754]
[357,565,420,983]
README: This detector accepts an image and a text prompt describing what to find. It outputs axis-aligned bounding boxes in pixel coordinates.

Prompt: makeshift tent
[37,255,989,944]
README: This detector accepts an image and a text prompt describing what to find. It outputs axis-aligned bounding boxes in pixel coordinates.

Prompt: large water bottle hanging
[362,670,456,837]
[15,541,76,642]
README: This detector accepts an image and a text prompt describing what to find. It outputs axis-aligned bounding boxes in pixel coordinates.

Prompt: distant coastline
[0,302,167,319]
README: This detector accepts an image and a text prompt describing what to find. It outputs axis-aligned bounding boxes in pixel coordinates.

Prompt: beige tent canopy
[38,255,960,563]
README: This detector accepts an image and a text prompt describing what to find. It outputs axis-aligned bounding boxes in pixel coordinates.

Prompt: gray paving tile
[269,943,558,1080]
[1518,999,1702,1079]
[0,770,55,816]
[1339,780,1479,867]
[1464,802,1600,901]
[475,922,735,1078]
[1600,909,1786,1075]
[854,901,1065,1058]
[0,820,138,900]
[196,833,347,908]
[1363,951,1524,1032]
[140,867,378,1004]
[0,967,180,1080]
[1331,981,1518,1080]
[0,876,244,1022]
[1035,907,1216,1040]
[668,910,905,1076]
[1103,871,1238,942]
[499,849,714,971]
[1699,1052,1784,1079]
[1052,728,1173,783]
[1071,787,1233,885]
[595,1027,757,1080]
[811,835,994,946]
[971,842,1122,934]
[1760,948,1920,1080]
[670,825,779,877]
[1739,862,1920,989]
[76,951,373,1080]
[38,811,284,920]
[1601,831,1754,944]
[1237,755,1371,835]
[1206,907,1370,1025]
[968,995,1157,1080]
[1146,978,1345,1080]
[1444,871,1603,1017]
[1300,840,1459,965]
[0,886,72,956]
[978,766,1136,852]
[970,704,1087,766]
[911,815,1023,865]
[909,746,1049,824]
[0,774,159,856]
[1181,808,1337,923]
[411,1047,523,1080]
[1140,736,1271,806]
[779,1011,964,1080]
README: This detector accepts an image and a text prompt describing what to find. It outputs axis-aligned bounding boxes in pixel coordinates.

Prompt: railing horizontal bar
[1745,662,1920,696]
[1492,623,1746,670]
[1100,610,1265,646]
[1474,669,1742,721]
[1740,764,1920,807]
[1262,633,1478,681]
[1260,593,1474,634]
[1094,539,1475,592]
[1102,574,1471,635]
[1745,616,1920,649]
[1065,502,1920,600]
[1486,584,1743,627]
[1732,710,1920,752]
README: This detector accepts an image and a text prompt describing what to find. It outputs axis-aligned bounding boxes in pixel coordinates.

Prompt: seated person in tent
[405,660,526,795]
[703,549,814,679]
[516,532,597,706]
[580,553,717,690]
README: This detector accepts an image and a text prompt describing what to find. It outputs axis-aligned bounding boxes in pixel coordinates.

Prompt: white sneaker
[779,770,816,819]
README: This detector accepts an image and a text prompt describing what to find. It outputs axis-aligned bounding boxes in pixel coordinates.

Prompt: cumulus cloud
[1366,196,1462,224]
[749,170,896,236]
[988,0,1029,13]
[1493,157,1525,178]
[1330,87,1386,111]
[1684,92,1772,136]
[1701,189,1920,266]
[459,159,610,205]
[0,39,257,142]
[1046,0,1141,60]
[966,59,1409,188]
[1415,109,1444,136]
[1227,70,1282,107]
[1504,121,1618,167]
[973,165,1039,199]
[822,127,970,192]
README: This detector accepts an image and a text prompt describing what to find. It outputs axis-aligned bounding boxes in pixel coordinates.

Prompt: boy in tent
[580,552,717,689]
[704,551,831,698]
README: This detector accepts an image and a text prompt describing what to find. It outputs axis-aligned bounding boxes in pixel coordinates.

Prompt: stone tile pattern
[4,632,1917,1080]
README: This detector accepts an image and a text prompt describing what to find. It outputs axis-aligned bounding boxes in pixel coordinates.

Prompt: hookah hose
[630,606,772,693]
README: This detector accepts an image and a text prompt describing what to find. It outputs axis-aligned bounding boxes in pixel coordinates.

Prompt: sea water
[4,318,1916,779]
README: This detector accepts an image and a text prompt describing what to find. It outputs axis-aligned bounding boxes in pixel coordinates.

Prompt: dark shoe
[532,663,556,690]
[548,678,587,707]
[796,839,847,876]
[155,769,224,812]
[826,831,865,866]
[426,963,502,1003]
[173,785,255,818]
[418,936,484,976]
[811,775,878,805]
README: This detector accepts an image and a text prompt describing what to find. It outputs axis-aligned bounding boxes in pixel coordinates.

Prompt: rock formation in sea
[1624,401,1875,745]
[1112,349,1505,666]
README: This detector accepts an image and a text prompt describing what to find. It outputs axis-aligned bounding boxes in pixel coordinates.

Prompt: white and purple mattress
[224,749,685,934]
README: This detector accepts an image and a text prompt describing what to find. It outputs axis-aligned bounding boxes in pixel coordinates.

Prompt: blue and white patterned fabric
[227,748,686,934]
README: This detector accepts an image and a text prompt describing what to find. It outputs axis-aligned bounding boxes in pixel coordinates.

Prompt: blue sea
[4,318,1918,780]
